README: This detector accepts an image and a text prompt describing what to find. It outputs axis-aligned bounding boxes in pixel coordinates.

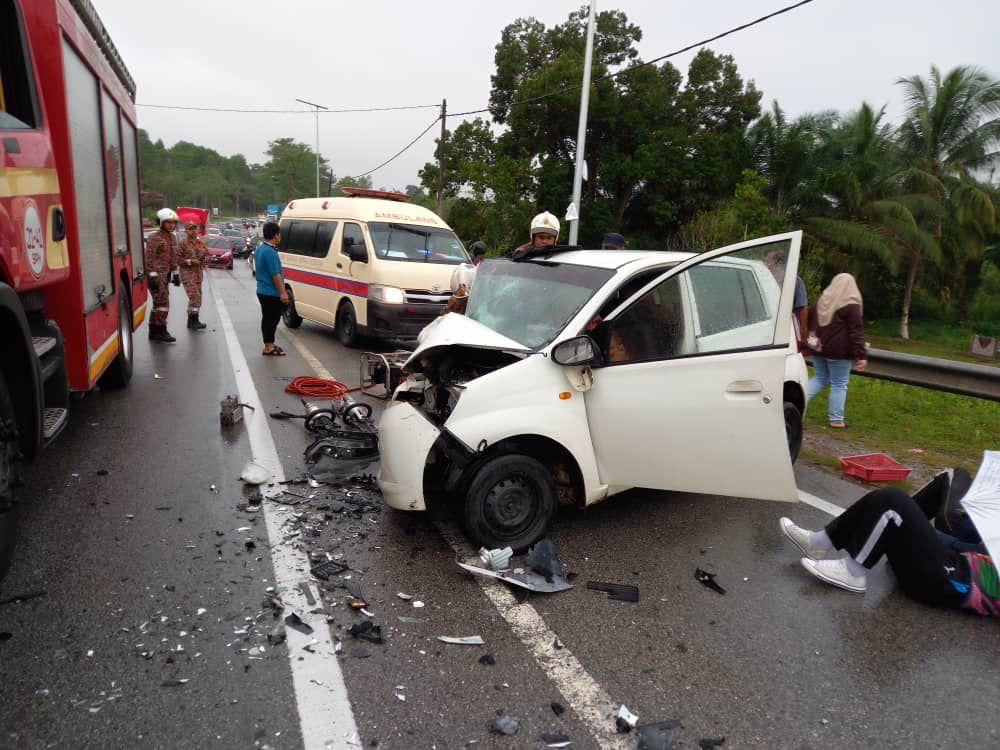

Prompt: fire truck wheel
[99,288,134,389]
[0,368,22,578]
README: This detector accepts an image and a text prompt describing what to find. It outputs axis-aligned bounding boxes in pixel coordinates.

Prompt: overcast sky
[97,0,998,191]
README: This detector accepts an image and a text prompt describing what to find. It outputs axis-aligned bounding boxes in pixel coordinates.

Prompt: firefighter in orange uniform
[145,208,180,342]
[177,221,208,330]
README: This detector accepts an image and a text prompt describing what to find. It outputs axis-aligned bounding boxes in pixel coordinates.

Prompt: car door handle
[726,380,762,393]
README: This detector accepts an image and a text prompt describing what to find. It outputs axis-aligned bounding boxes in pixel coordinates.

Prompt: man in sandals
[255,221,289,356]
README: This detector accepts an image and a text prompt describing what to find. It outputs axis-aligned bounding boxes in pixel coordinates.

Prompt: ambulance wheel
[100,287,134,389]
[335,301,359,347]
[0,369,22,579]
[282,286,303,328]
[463,454,556,553]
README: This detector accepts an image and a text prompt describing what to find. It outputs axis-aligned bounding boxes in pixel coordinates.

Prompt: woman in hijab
[806,273,867,428]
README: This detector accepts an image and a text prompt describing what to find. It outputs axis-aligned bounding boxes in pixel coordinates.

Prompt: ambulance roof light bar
[340,186,412,203]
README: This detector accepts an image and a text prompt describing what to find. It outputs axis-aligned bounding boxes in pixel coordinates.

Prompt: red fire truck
[1,0,146,553]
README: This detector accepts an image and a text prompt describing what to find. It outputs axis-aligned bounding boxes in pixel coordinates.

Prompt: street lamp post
[568,0,597,246]
[296,98,328,197]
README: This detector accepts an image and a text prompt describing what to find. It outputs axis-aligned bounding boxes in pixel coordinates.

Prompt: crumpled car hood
[405,313,529,373]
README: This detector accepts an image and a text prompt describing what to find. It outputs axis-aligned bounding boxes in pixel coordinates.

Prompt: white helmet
[530,211,560,238]
[450,263,477,298]
[157,208,180,225]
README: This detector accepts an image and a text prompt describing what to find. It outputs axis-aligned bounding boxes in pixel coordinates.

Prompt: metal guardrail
[860,347,1000,402]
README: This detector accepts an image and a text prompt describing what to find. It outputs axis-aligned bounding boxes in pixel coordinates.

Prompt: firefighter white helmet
[530,211,560,238]
[450,263,477,298]
[156,208,180,225]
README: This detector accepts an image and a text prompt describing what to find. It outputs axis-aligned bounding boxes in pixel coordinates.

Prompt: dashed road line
[210,280,360,750]
[286,327,630,749]
[797,489,844,517]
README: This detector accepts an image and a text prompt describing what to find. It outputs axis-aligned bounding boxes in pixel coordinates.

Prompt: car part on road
[586,580,640,602]
[219,395,254,427]
[698,738,726,749]
[493,715,520,735]
[478,546,514,571]
[695,568,726,595]
[616,704,639,732]
[284,612,314,635]
[526,539,566,582]
[436,635,485,645]
[360,351,410,399]
[541,733,572,748]
[310,559,349,580]
[479,654,496,666]
[347,621,383,644]
[636,720,682,749]
[458,561,574,593]
[240,461,271,485]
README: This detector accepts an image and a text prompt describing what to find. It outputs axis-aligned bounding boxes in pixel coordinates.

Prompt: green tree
[259,138,332,203]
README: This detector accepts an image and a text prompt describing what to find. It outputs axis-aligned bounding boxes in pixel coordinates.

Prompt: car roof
[527,249,694,271]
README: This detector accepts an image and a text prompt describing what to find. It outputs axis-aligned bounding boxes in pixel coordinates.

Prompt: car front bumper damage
[377,401,442,511]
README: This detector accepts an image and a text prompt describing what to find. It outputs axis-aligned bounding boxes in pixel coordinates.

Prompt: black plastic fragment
[299,582,317,606]
[699,739,726,749]
[284,612,314,635]
[527,539,566,583]
[310,559,348,580]
[695,568,726,595]
[478,654,496,666]
[637,720,682,750]
[347,621,383,644]
[586,581,640,602]
[0,632,11,642]
[551,701,565,716]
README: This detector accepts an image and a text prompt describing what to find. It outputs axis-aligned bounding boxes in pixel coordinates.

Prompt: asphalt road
[1,263,997,750]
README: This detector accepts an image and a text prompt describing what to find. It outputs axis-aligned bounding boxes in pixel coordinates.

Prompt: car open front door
[582,231,802,502]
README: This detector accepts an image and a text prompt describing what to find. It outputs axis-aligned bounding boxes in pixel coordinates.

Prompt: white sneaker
[801,558,867,593]
[779,517,834,560]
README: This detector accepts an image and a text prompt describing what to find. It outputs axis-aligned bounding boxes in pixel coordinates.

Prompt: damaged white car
[378,232,809,550]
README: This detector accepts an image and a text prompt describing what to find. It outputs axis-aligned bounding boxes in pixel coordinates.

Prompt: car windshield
[206,238,229,250]
[466,260,614,349]
[223,230,242,237]
[367,222,469,265]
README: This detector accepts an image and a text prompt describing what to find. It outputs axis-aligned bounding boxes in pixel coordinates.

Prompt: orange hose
[284,376,361,399]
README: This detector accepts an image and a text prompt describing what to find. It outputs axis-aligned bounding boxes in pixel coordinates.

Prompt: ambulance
[277,188,469,346]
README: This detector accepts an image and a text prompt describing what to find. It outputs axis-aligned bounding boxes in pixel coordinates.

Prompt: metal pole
[296,98,328,197]
[568,0,597,246]
[437,99,447,216]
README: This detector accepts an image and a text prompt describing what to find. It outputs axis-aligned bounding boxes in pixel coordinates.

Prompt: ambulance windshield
[368,222,469,265]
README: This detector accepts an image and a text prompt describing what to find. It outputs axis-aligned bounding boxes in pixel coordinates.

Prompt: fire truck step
[42,408,69,442]
[32,336,58,358]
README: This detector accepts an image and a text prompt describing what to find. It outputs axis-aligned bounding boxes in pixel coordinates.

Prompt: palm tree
[896,66,1000,331]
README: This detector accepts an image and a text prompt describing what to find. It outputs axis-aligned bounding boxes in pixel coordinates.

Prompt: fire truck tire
[0,368,22,578]
[100,288,134,389]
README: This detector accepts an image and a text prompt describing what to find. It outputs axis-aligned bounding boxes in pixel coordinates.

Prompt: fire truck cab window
[0,0,37,129]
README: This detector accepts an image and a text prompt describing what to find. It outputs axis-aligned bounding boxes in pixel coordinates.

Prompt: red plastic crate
[839,453,912,482]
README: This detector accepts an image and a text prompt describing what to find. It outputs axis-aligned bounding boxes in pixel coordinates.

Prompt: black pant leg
[258,294,282,344]
[825,488,967,608]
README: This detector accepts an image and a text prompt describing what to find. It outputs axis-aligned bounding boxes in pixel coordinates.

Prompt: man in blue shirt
[255,222,289,356]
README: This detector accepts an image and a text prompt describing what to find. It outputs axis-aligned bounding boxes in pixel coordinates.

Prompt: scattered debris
[478,654,496,666]
[478,546,514,571]
[586,581,640,602]
[240,461,271,485]
[396,592,413,601]
[0,591,47,606]
[411,600,425,609]
[160,679,189,687]
[636,720,682,750]
[153,373,162,379]
[397,616,425,624]
[458,562,573,593]
[695,568,726,595]
[298,582,317,606]
[220,395,254,427]
[526,539,566,582]
[437,635,485,645]
[267,623,286,646]
[284,612,314,636]
[493,715,520,736]
[540,733,572,748]
[550,702,565,716]
[698,739,725,749]
[347,621,383,644]
[616,705,639,733]
[96,469,109,476]
[310,559,349,580]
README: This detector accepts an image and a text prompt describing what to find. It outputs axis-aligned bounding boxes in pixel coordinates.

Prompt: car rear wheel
[784,400,803,464]
[335,301,359,347]
[282,286,303,329]
[462,454,557,552]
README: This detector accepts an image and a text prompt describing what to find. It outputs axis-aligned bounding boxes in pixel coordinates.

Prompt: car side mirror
[347,244,367,263]
[552,335,602,367]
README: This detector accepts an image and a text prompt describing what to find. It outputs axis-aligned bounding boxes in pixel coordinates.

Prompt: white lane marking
[286,329,628,749]
[209,280,360,750]
[283,329,336,380]
[797,489,845,517]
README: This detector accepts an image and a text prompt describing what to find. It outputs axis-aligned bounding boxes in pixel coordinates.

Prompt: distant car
[207,225,221,236]
[222,229,248,256]
[204,236,234,269]
[142,217,154,229]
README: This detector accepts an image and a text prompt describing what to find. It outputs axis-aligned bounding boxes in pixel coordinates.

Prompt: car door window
[600,240,789,364]
[342,223,367,259]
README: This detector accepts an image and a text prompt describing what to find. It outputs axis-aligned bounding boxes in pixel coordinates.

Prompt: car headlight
[369,284,406,304]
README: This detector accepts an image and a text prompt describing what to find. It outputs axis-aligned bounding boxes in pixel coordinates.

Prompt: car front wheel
[784,400,803,464]
[462,454,557,552]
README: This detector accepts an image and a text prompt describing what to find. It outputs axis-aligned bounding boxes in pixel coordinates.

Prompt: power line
[449,0,818,118]
[135,102,441,114]
[354,115,442,178]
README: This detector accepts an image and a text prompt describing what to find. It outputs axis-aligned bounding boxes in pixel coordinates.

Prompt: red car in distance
[204,236,235,270]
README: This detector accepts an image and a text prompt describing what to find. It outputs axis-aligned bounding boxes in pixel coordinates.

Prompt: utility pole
[568,0,597,246]
[296,98,328,197]
[437,99,447,216]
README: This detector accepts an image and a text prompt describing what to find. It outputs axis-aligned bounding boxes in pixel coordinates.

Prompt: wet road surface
[1,264,997,749]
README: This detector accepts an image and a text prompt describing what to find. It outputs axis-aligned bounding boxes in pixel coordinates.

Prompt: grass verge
[865,319,1000,367]
[804,374,1000,473]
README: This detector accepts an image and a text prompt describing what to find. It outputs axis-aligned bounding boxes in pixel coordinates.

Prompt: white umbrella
[960,450,1000,564]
